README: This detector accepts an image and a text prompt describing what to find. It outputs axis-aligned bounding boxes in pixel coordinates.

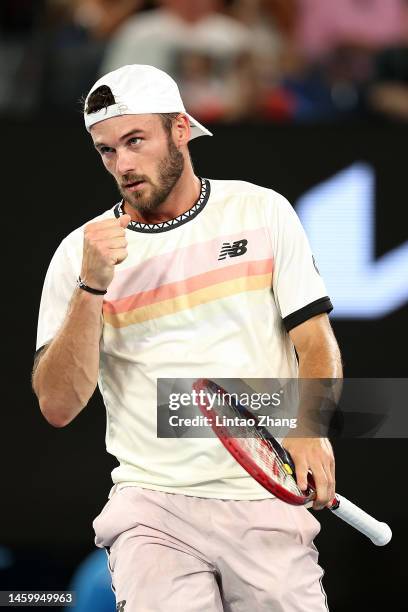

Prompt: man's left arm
[283,313,343,510]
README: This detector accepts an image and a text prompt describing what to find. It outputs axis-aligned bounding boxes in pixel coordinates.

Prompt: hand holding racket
[192,379,392,546]
[281,436,335,511]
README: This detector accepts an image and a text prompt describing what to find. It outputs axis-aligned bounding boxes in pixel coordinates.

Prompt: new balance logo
[218,239,248,260]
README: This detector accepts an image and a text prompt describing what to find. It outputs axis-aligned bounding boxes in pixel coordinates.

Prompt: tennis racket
[192,378,392,546]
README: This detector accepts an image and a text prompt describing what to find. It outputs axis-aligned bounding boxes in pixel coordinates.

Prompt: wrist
[77,276,107,295]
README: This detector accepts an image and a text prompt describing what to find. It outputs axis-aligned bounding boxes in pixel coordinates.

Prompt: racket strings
[203,384,302,494]
[241,435,299,492]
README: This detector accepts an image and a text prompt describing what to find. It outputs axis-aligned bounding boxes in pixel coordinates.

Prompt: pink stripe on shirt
[106,227,271,301]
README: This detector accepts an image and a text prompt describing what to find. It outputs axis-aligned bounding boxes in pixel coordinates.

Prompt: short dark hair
[84,85,115,114]
[84,85,179,136]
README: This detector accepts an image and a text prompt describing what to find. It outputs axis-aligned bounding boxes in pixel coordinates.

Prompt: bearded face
[117,134,184,215]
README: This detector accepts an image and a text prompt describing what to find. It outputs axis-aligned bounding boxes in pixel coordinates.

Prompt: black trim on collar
[283,296,333,332]
[113,177,210,234]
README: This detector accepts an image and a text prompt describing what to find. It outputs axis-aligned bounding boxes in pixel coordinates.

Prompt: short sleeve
[269,193,333,332]
[35,238,80,353]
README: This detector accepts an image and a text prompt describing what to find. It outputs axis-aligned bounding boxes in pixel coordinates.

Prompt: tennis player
[33,64,342,611]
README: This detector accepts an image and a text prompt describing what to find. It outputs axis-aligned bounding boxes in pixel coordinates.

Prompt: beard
[118,137,184,215]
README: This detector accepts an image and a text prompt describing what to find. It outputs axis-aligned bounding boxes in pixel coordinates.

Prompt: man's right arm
[32,213,131,427]
[32,288,104,427]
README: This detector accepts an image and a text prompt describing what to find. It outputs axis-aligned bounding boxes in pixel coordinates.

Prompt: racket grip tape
[329,493,392,546]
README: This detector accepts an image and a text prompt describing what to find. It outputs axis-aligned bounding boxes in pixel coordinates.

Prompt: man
[33,64,342,611]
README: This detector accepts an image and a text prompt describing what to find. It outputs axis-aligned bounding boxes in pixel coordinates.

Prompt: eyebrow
[94,129,145,150]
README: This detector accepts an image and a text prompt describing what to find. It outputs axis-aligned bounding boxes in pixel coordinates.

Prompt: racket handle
[329,493,392,546]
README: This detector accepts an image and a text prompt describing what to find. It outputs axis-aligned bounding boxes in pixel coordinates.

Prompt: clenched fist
[80,214,131,291]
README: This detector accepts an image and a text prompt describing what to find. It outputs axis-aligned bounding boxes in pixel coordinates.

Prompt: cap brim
[85,105,212,140]
[186,113,213,140]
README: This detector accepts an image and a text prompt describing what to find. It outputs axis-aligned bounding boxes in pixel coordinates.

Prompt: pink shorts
[93,486,329,611]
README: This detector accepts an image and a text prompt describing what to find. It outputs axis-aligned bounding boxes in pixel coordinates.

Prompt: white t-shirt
[36,178,332,499]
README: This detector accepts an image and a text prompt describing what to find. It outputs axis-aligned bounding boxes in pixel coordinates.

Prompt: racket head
[193,378,315,506]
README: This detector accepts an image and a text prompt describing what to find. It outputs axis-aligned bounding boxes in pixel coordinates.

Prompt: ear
[173,113,191,146]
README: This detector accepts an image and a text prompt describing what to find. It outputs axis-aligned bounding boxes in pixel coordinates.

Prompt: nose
[115,146,136,177]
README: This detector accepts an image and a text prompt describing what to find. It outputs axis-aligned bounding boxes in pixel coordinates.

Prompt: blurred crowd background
[2,0,408,123]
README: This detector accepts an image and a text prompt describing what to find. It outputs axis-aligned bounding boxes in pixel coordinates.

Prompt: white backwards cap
[84,64,213,141]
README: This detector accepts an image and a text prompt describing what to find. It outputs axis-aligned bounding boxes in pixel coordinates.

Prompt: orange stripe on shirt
[104,272,272,328]
[103,258,273,315]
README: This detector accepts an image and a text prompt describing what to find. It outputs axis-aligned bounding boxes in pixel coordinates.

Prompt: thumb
[119,213,132,228]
